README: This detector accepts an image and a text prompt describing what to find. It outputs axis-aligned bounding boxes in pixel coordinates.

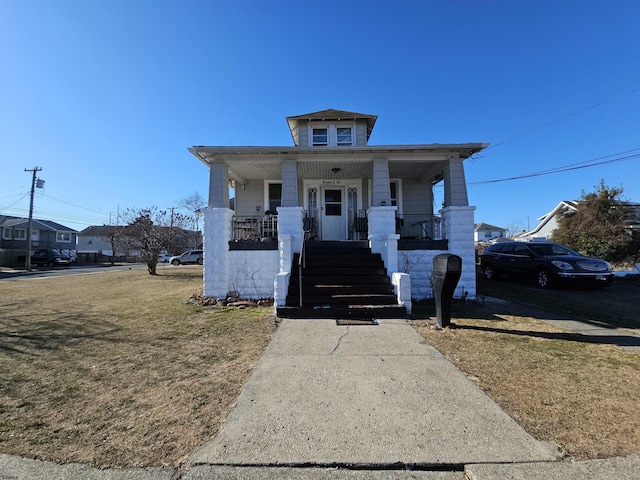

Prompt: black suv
[30,249,72,268]
[480,241,613,288]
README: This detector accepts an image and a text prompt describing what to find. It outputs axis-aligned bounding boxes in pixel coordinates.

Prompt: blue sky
[1,0,639,233]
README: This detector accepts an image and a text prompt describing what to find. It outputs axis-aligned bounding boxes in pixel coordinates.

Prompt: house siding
[401,179,433,215]
[235,180,265,217]
[298,125,309,146]
[355,122,367,146]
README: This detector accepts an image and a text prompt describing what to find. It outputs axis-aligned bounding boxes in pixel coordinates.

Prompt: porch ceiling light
[331,167,341,174]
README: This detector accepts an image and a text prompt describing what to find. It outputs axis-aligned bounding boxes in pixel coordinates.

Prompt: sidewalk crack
[331,327,350,354]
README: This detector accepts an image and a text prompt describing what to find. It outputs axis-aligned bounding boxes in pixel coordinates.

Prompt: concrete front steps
[276,241,406,319]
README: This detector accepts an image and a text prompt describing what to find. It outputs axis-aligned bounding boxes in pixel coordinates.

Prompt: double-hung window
[336,127,352,146]
[57,232,72,242]
[312,128,328,146]
[311,125,354,146]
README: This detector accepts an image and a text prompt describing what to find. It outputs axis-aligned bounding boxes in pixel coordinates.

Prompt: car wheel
[483,264,495,280]
[536,269,553,289]
[197,257,203,265]
[171,259,180,266]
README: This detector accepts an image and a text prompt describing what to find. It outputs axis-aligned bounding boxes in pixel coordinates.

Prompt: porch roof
[189,143,488,183]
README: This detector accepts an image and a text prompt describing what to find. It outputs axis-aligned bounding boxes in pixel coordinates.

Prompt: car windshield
[528,244,577,256]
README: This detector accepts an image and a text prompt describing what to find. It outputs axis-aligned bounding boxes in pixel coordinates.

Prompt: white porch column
[441,205,476,299]
[277,206,304,266]
[368,205,400,273]
[203,207,234,298]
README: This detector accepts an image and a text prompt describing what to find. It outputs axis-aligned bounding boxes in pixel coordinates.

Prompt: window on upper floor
[310,125,354,147]
[312,128,328,146]
[3,228,26,240]
[337,127,352,146]
[57,232,72,242]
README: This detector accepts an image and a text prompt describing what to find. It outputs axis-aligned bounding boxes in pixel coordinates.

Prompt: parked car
[30,249,72,268]
[170,250,203,266]
[480,241,614,288]
[157,254,172,263]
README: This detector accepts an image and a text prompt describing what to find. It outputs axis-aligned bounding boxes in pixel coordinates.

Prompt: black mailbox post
[433,254,462,328]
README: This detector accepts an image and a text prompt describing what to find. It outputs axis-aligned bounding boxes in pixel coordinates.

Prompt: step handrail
[298,229,312,307]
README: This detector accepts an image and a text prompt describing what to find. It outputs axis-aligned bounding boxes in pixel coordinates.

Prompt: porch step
[286,294,399,306]
[276,304,407,319]
[280,241,406,320]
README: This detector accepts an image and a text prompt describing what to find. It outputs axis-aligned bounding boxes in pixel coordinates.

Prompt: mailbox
[433,254,462,328]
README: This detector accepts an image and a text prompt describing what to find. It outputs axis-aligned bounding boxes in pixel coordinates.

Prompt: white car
[170,250,203,266]
[157,254,172,263]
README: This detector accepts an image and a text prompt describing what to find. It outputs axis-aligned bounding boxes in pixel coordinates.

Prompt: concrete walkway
[190,319,557,468]
[1,316,638,479]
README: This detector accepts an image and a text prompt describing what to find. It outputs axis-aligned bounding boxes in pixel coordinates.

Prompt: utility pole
[24,166,42,271]
[168,207,176,227]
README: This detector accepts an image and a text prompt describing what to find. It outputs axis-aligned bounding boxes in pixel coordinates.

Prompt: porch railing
[395,214,442,240]
[232,215,278,241]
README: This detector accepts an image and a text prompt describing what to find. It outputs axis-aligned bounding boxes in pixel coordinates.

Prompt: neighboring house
[0,215,77,268]
[474,223,507,243]
[516,200,640,242]
[77,225,203,264]
[189,108,488,316]
[77,225,124,264]
[515,201,579,242]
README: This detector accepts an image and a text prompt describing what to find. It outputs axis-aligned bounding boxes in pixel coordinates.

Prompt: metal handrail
[298,228,312,307]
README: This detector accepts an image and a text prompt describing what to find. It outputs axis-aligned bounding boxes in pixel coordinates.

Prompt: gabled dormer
[286,109,378,147]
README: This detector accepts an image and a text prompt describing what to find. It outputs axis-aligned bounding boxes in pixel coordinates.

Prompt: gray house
[0,215,77,268]
[189,109,487,317]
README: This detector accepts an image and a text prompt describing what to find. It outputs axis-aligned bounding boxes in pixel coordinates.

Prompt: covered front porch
[190,144,484,311]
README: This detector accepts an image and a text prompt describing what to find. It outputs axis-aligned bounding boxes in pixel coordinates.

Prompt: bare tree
[118,207,192,275]
[178,191,206,247]
[505,220,525,239]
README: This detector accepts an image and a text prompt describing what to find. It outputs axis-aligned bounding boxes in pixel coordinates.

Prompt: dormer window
[312,128,328,146]
[310,125,354,147]
[337,127,352,146]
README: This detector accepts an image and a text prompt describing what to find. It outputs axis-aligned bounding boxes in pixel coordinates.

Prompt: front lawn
[0,266,276,468]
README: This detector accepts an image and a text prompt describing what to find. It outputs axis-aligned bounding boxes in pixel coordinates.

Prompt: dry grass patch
[0,266,276,468]
[411,303,640,460]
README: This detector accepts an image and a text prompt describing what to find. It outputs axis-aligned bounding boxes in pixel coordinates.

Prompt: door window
[324,189,342,215]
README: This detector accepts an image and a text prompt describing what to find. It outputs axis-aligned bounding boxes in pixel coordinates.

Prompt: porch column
[371,158,391,206]
[443,154,469,207]
[202,207,233,298]
[208,160,230,208]
[368,205,400,274]
[441,205,476,299]
[274,206,304,307]
[203,159,232,298]
[281,159,299,207]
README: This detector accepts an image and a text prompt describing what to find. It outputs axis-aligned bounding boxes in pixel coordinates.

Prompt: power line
[468,150,640,187]
[0,193,30,213]
[40,193,109,215]
[484,81,640,152]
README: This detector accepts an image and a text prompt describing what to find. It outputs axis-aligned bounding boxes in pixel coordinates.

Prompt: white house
[189,109,487,317]
[474,223,507,243]
[515,201,579,242]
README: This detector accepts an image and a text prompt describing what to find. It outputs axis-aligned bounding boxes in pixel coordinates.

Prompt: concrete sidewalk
[190,319,557,467]
[1,317,638,479]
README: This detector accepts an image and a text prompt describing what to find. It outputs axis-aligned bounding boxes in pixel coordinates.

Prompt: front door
[321,187,346,240]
